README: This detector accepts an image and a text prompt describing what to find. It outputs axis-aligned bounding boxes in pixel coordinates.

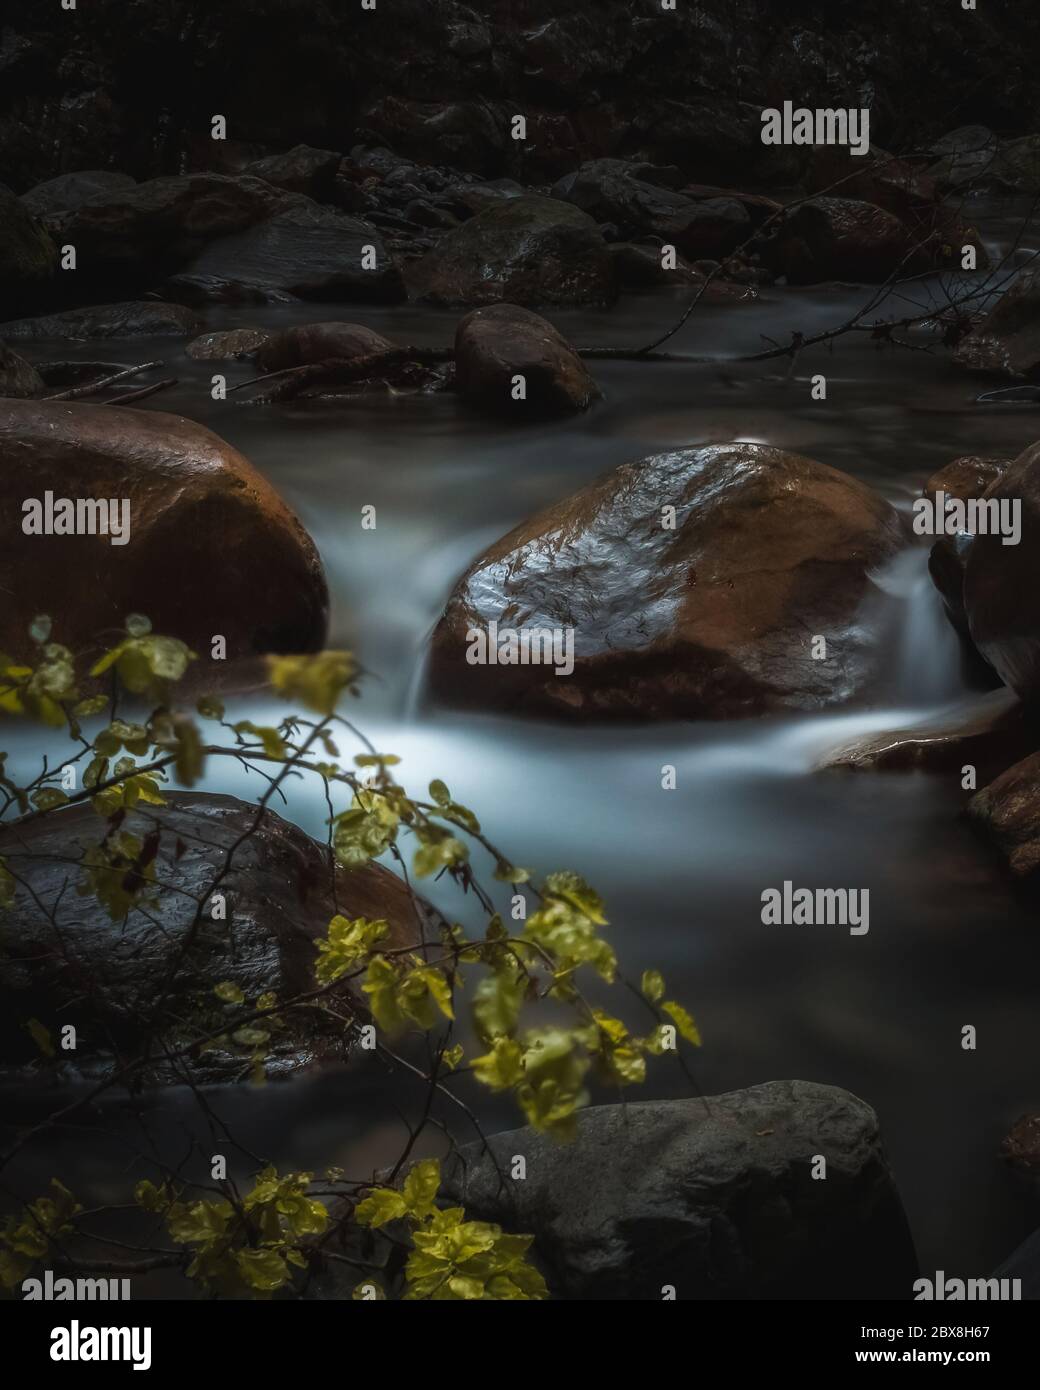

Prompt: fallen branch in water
[106,377,178,406]
[231,348,451,403]
[41,361,163,402]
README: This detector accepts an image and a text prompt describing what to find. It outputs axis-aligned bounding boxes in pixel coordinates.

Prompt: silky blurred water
[10,195,1040,1286]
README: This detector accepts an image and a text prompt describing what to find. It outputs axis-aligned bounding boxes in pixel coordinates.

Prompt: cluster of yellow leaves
[91,615,194,702]
[314,915,389,984]
[136,1168,327,1297]
[267,651,358,716]
[353,1158,546,1301]
[0,1180,80,1289]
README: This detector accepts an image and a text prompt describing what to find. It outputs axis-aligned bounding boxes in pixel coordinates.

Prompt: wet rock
[968,751,1040,875]
[454,304,599,417]
[408,191,617,305]
[551,160,750,259]
[185,327,272,362]
[955,266,1040,380]
[609,244,753,299]
[0,399,328,664]
[771,196,925,284]
[990,134,1040,195]
[0,793,428,1088]
[923,456,1009,636]
[47,174,293,288]
[0,341,44,398]
[1002,1113,1040,1198]
[0,184,56,312]
[818,690,1027,773]
[255,322,396,373]
[429,442,903,720]
[166,203,405,304]
[243,144,342,198]
[0,301,201,341]
[964,441,1040,697]
[439,1082,918,1300]
[450,179,525,217]
[20,170,136,219]
[407,195,615,308]
[926,126,1000,191]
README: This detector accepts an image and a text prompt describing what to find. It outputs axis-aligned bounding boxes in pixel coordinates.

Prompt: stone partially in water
[429,442,904,720]
[255,322,396,373]
[0,399,328,664]
[0,793,427,1088]
[185,327,273,361]
[955,266,1040,380]
[968,750,1040,876]
[818,690,1027,773]
[454,303,599,417]
[438,1082,918,1300]
[0,301,201,340]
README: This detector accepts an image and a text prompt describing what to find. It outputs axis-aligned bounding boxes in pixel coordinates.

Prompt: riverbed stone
[185,327,272,361]
[968,750,1040,876]
[0,341,44,397]
[955,266,1040,379]
[0,301,201,340]
[0,184,57,311]
[243,144,343,198]
[0,399,328,664]
[771,196,925,284]
[438,1081,918,1300]
[429,442,904,720]
[407,195,615,307]
[817,689,1027,773]
[255,322,396,373]
[454,303,599,416]
[964,440,1040,697]
[924,456,1009,637]
[0,792,427,1087]
[20,169,136,219]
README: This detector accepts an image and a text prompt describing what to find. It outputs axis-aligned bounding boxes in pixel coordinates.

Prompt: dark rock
[994,1229,1040,1299]
[47,174,293,288]
[990,135,1040,195]
[1002,1113,1040,1198]
[165,203,405,304]
[359,97,510,177]
[255,323,396,374]
[0,793,427,1088]
[454,304,599,417]
[407,195,615,307]
[429,442,903,720]
[964,441,1040,697]
[552,160,750,259]
[968,750,1040,875]
[926,126,1000,191]
[0,399,328,665]
[450,179,525,218]
[818,690,1027,773]
[955,267,1040,380]
[20,170,136,219]
[242,144,342,199]
[0,184,57,313]
[924,456,1009,636]
[771,196,924,284]
[609,244,755,299]
[439,1082,918,1300]
[0,301,201,340]
[184,327,272,361]
[0,341,44,398]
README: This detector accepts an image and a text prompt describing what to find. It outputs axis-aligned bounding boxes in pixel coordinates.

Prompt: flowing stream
[12,196,1040,1282]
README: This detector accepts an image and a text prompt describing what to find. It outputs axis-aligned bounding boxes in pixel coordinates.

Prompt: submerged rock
[185,327,272,361]
[407,195,615,307]
[454,304,599,416]
[968,751,1040,875]
[0,793,427,1088]
[0,399,328,664]
[255,322,396,373]
[818,690,1027,773]
[0,301,200,340]
[0,341,44,398]
[439,1082,918,1300]
[429,442,903,720]
[166,203,404,303]
[964,441,1040,697]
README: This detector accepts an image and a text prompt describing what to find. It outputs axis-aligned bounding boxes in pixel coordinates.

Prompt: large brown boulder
[454,304,599,417]
[968,752,1040,876]
[255,322,396,374]
[964,441,1040,698]
[407,195,615,307]
[924,456,1009,638]
[0,793,428,1087]
[0,399,328,664]
[429,443,904,720]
